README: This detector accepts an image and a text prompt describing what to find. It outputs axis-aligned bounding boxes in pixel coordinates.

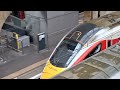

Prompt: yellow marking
[40,61,65,79]
[76,32,82,40]
[70,31,82,40]
[13,32,20,49]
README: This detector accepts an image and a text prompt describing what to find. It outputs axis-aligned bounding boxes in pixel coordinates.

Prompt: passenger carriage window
[85,44,101,59]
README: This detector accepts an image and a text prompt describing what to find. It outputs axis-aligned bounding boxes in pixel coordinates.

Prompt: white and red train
[40,11,120,79]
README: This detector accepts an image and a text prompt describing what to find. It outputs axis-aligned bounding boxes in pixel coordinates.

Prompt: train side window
[85,44,101,59]
[108,40,111,47]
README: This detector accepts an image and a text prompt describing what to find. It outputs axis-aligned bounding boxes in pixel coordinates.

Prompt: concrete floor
[0,44,54,78]
[0,44,37,64]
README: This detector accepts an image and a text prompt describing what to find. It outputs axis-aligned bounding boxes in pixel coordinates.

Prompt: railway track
[1,58,48,79]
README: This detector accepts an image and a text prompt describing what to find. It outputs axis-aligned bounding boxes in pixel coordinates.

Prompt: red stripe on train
[72,41,101,66]
[72,38,120,66]
[101,40,107,50]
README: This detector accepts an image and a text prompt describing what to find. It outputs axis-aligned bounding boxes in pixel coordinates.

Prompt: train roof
[66,23,99,44]
[52,42,120,79]
[66,23,97,39]
[66,11,120,45]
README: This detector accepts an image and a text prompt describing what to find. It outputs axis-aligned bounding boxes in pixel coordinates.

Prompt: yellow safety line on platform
[1,59,48,79]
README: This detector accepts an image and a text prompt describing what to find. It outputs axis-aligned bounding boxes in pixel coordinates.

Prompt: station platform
[0,44,54,79]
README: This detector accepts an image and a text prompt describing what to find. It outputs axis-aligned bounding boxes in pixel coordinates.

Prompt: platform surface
[0,45,54,78]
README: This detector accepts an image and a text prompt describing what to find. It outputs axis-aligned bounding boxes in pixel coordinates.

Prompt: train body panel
[52,42,120,79]
[40,11,120,79]
[72,41,101,66]
[40,61,65,79]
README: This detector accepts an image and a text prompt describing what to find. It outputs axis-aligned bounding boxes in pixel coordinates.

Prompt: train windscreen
[50,38,82,68]
[50,23,99,68]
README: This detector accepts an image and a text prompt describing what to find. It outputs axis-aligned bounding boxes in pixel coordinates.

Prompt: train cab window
[50,38,82,68]
[50,23,98,68]
[85,44,101,59]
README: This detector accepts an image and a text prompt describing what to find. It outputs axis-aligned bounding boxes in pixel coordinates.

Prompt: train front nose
[40,61,65,79]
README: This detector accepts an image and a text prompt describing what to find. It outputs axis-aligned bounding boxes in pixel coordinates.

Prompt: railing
[5,15,27,29]
[0,29,27,53]
[3,14,47,53]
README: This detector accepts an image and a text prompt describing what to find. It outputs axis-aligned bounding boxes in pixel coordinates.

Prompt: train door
[100,40,112,50]
[107,40,112,47]
[101,40,107,50]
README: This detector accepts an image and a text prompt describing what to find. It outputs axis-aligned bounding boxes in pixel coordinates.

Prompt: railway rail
[1,59,47,79]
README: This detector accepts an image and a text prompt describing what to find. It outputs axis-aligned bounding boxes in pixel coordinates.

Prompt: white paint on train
[110,72,120,79]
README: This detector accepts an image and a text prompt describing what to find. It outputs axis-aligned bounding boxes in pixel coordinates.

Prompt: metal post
[37,34,39,53]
